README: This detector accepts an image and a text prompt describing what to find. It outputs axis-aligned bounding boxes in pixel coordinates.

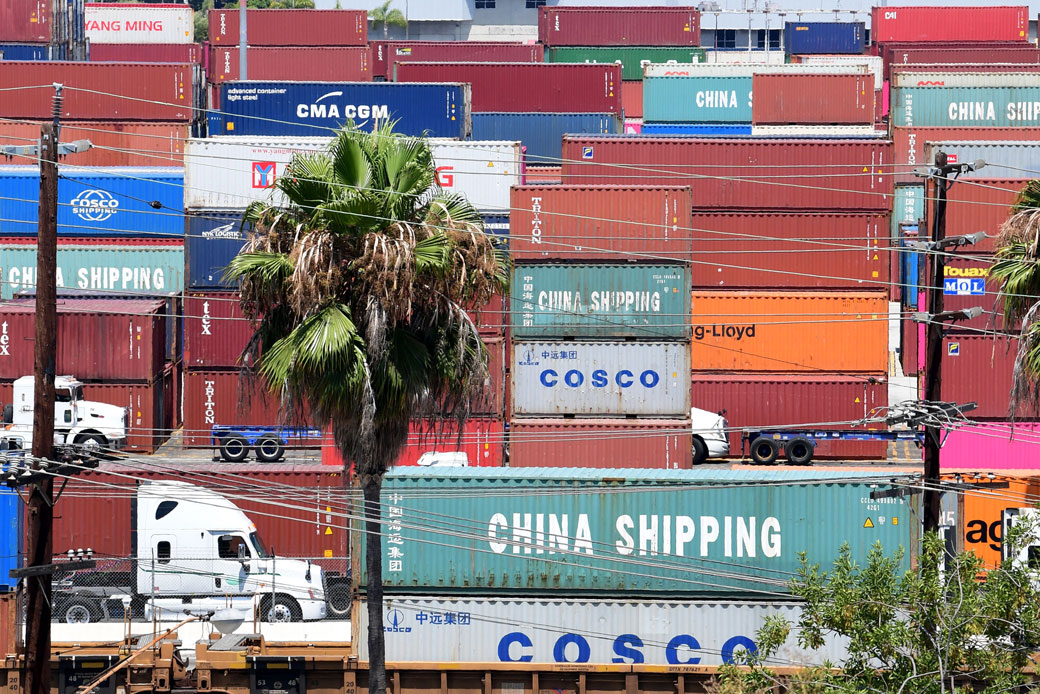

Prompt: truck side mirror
[237,543,248,561]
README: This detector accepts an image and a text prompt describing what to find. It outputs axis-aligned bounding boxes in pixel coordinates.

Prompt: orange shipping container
[953,474,1040,573]
[690,291,888,372]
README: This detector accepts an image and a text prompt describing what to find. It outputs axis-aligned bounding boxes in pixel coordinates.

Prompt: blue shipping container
[211,82,472,139]
[186,211,247,288]
[471,113,620,164]
[641,123,753,135]
[783,22,865,55]
[643,77,752,123]
[0,167,184,237]
[0,44,51,60]
[0,489,22,591]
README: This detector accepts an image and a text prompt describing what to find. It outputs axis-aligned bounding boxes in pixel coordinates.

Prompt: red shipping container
[322,419,504,468]
[509,419,693,469]
[0,62,199,121]
[371,41,543,81]
[0,121,190,166]
[932,178,1022,255]
[752,73,874,125]
[901,314,918,376]
[395,62,622,114]
[943,256,1014,334]
[871,6,1028,44]
[184,291,253,369]
[510,185,694,262]
[622,80,642,119]
[939,334,1023,418]
[892,126,1040,185]
[538,6,700,47]
[0,299,165,382]
[468,292,506,336]
[90,43,203,63]
[208,46,371,83]
[80,372,173,453]
[882,43,1039,74]
[0,0,51,42]
[689,212,889,289]
[525,166,562,184]
[182,369,293,447]
[208,9,366,46]
[690,373,888,459]
[561,137,894,211]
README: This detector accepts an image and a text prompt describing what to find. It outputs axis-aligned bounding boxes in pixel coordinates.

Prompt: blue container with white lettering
[0,43,51,60]
[210,82,472,138]
[0,167,184,237]
[643,76,752,123]
[185,210,247,288]
[641,123,752,135]
[783,22,865,55]
[471,113,621,163]
[891,86,1040,127]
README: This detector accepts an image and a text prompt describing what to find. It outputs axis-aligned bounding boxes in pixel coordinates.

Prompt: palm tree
[369,0,407,40]
[225,123,507,694]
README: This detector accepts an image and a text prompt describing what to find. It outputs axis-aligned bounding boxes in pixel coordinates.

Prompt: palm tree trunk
[363,475,387,694]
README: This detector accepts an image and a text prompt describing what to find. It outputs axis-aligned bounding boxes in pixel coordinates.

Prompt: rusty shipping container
[394,62,622,114]
[751,74,874,125]
[208,46,370,82]
[870,6,1029,43]
[690,373,888,459]
[208,9,366,46]
[510,185,693,262]
[932,179,1022,255]
[560,137,894,211]
[322,419,505,468]
[537,6,700,47]
[689,212,889,289]
[371,41,543,81]
[0,121,189,166]
[509,419,693,469]
[690,291,889,373]
[892,126,1040,185]
[80,370,174,453]
[0,299,166,381]
[0,62,199,121]
[183,291,253,369]
[90,43,203,63]
[940,334,1020,419]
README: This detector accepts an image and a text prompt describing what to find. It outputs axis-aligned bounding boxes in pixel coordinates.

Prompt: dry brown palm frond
[287,229,338,318]
[997,207,1040,255]
[352,231,418,324]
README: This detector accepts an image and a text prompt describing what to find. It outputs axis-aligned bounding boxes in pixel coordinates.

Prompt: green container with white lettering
[545,47,706,80]
[511,264,691,338]
[891,86,1040,127]
[643,76,752,123]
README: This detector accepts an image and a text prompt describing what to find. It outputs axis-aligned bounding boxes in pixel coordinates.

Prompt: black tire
[785,437,815,465]
[691,436,709,465]
[73,433,106,451]
[260,594,301,623]
[2,404,12,424]
[57,598,100,624]
[219,434,249,462]
[325,583,351,618]
[750,437,781,465]
[254,435,286,463]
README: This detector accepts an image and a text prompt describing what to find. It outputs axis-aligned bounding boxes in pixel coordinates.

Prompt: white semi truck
[1,375,127,451]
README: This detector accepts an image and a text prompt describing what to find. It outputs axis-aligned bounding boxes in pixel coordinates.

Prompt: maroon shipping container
[871,6,1029,43]
[0,0,51,42]
[49,465,350,560]
[892,126,1040,185]
[885,46,1040,73]
[182,369,293,447]
[0,62,199,121]
[371,41,543,81]
[208,46,370,82]
[690,373,888,459]
[901,315,918,376]
[0,121,189,166]
[0,299,166,382]
[90,43,203,63]
[689,212,889,289]
[944,256,1014,334]
[509,419,693,469]
[394,62,621,114]
[469,291,506,336]
[932,178,1022,255]
[622,80,642,119]
[322,419,505,468]
[752,73,874,125]
[538,6,700,47]
[939,334,1023,418]
[80,371,174,453]
[183,291,252,369]
[208,9,366,46]
[510,185,694,262]
[560,137,894,211]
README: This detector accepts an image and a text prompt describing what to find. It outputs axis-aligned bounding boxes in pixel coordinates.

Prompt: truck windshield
[250,532,268,558]
[54,387,83,403]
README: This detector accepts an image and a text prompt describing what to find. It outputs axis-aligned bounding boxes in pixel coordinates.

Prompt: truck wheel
[254,435,286,463]
[220,435,249,462]
[59,599,99,624]
[261,594,301,623]
[326,583,351,618]
[785,437,815,465]
[750,438,780,465]
[691,436,709,465]
[73,433,106,451]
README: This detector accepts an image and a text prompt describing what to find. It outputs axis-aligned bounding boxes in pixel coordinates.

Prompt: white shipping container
[794,55,884,90]
[750,125,885,137]
[84,4,194,44]
[358,597,849,666]
[184,137,522,212]
[644,62,871,82]
[511,341,690,416]
[702,50,787,65]
[892,71,1040,88]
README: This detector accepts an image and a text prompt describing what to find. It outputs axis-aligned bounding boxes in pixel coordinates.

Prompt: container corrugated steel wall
[538,7,700,47]
[783,22,865,55]
[357,598,848,665]
[511,265,691,339]
[689,212,888,289]
[955,475,1040,571]
[643,76,752,123]
[891,86,1040,127]
[471,113,620,163]
[89,42,202,63]
[891,126,1040,184]
[185,211,246,288]
[787,55,884,90]
[395,63,622,114]
[0,122,189,166]
[751,74,873,125]
[690,373,888,459]
[372,41,544,81]
[212,82,470,139]
[181,369,289,446]
[208,9,366,46]
[81,377,170,453]
[641,123,752,135]
[892,68,1040,89]
[923,140,1040,180]
[509,420,693,470]
[690,291,888,373]
[870,6,1028,43]
[208,46,370,82]
[884,45,1040,68]
[942,257,1011,333]
[939,178,1020,255]
[545,47,706,81]
[644,62,873,81]
[940,423,1040,471]
[0,491,21,591]
[510,185,694,262]
[365,468,915,594]
[703,50,787,65]
[0,239,183,299]
[183,291,252,368]
[0,43,50,59]
[322,419,505,468]
[83,3,193,43]
[511,341,691,417]
[560,138,893,211]
[0,0,51,42]
[940,335,1016,418]
[0,166,184,236]
[622,80,642,119]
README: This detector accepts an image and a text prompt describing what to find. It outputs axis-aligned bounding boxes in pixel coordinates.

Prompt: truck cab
[691,406,730,464]
[2,375,127,451]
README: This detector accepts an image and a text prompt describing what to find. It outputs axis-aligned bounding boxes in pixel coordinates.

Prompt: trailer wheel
[750,437,780,465]
[220,435,250,462]
[785,437,815,465]
[59,599,100,624]
[254,435,286,463]
[261,594,301,623]
[691,436,708,465]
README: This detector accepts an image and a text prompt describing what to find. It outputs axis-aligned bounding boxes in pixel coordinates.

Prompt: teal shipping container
[644,76,752,123]
[545,47,706,81]
[362,468,917,596]
[891,87,1040,128]
[511,264,691,338]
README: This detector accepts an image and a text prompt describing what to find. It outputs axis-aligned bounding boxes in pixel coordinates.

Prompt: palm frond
[330,129,374,193]
[276,153,335,210]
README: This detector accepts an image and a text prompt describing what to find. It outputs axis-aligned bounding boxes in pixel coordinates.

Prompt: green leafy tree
[369,0,407,39]
[225,124,508,694]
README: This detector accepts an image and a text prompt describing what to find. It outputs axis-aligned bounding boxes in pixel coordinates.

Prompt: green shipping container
[0,242,184,299]
[892,86,1040,128]
[511,264,691,338]
[545,47,706,81]
[361,468,917,596]
[892,184,924,239]
[644,76,752,123]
